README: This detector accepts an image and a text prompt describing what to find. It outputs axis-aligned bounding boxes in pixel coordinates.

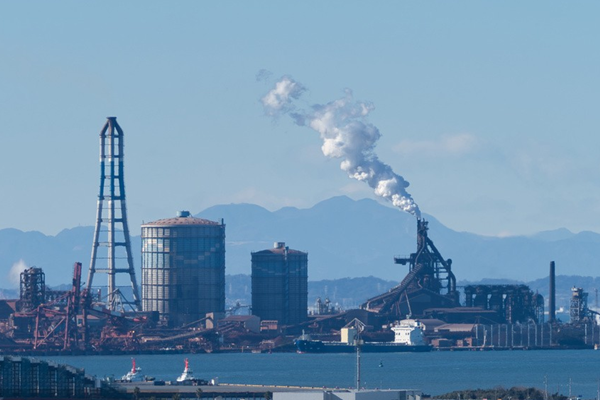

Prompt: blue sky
[1,1,599,237]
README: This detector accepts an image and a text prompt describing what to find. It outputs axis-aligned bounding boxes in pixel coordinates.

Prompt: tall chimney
[549,261,556,323]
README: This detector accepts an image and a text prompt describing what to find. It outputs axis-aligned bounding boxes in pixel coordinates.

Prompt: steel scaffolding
[87,117,141,311]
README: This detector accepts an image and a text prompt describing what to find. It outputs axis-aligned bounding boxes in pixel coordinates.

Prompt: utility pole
[355,320,364,391]
[356,338,361,391]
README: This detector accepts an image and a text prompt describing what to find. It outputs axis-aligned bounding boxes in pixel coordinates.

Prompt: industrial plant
[0,356,98,398]
[0,117,599,356]
[251,242,308,327]
[141,211,226,327]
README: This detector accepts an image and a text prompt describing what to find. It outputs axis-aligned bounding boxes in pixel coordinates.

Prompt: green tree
[133,386,141,400]
[196,388,204,399]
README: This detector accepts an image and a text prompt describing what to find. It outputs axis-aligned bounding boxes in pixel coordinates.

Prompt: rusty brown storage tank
[251,242,308,326]
[141,211,225,327]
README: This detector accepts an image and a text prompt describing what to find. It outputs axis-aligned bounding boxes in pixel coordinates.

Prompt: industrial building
[141,211,226,327]
[360,219,544,326]
[0,356,96,398]
[463,284,544,323]
[570,286,600,323]
[1,116,599,354]
[362,219,460,318]
[18,267,46,312]
[252,242,308,326]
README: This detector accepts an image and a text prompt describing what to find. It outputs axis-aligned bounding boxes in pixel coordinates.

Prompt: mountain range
[1,196,599,288]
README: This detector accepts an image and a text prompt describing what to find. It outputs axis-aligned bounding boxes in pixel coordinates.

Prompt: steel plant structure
[251,242,308,326]
[361,219,544,325]
[18,268,46,313]
[464,284,544,323]
[362,219,459,318]
[86,117,141,311]
[141,211,226,327]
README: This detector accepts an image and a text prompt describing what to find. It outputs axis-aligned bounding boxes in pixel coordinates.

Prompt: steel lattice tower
[87,117,141,311]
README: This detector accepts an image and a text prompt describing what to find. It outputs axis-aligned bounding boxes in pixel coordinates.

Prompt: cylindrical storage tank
[141,211,225,327]
[251,242,308,326]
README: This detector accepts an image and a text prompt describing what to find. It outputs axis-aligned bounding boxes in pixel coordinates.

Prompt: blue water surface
[44,350,600,399]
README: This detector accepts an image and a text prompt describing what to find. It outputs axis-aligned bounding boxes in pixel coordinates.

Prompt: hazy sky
[1,1,599,237]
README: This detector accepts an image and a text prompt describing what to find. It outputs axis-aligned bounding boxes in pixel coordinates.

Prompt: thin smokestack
[549,261,556,323]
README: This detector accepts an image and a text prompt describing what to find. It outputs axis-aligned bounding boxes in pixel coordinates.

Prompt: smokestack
[549,261,556,323]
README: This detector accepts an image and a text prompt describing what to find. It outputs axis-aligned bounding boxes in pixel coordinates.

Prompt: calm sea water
[45,350,600,399]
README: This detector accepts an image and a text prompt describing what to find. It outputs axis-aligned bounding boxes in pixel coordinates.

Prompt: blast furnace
[362,219,459,318]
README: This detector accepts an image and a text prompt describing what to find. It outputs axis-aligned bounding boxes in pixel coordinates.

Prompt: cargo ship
[295,319,432,353]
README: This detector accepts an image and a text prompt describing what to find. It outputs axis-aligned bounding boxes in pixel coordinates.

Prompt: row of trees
[433,386,568,400]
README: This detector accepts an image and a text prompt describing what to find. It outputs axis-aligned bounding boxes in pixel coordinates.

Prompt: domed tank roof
[142,211,222,227]
[252,241,307,255]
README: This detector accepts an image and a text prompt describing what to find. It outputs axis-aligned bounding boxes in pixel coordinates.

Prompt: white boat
[176,358,196,382]
[121,358,144,382]
[390,319,427,346]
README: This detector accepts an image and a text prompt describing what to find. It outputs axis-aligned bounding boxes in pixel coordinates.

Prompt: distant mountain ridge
[196,196,600,283]
[1,196,600,286]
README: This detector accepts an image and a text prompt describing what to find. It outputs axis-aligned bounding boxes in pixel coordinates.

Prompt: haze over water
[47,350,600,399]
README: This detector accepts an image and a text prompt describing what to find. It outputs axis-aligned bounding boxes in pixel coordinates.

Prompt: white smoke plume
[8,259,28,288]
[261,77,420,218]
[261,76,306,117]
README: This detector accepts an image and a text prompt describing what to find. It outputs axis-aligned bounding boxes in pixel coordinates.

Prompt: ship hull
[295,339,432,353]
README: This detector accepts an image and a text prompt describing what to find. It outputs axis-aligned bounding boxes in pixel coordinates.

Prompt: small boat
[121,358,144,382]
[176,358,196,383]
